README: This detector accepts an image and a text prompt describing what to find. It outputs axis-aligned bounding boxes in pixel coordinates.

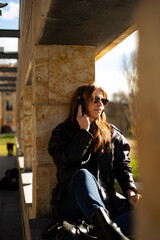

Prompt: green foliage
[0,133,15,139]
[115,156,139,194]
[0,134,16,156]
[130,157,139,181]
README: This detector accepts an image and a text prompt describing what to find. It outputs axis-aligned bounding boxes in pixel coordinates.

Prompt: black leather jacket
[48,121,137,204]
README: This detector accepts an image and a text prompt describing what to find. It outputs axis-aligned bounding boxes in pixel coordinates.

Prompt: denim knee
[70,168,100,200]
[73,168,96,181]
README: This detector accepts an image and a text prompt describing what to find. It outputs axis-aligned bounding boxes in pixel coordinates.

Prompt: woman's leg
[54,169,129,240]
[109,195,133,237]
[54,168,106,220]
[112,211,133,237]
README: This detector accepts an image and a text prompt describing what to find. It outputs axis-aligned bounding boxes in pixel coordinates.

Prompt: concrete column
[32,45,95,217]
[23,85,33,171]
[20,96,24,154]
[136,0,160,239]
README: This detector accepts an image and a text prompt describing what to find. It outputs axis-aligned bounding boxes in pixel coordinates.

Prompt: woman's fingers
[129,194,142,208]
[76,105,90,131]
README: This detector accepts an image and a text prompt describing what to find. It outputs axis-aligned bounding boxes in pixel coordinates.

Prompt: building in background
[0,64,16,132]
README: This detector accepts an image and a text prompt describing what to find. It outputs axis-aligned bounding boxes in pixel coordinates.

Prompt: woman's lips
[95,108,102,113]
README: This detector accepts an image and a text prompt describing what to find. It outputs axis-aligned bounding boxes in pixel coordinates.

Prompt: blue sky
[0,0,19,65]
[0,0,19,29]
[0,0,138,98]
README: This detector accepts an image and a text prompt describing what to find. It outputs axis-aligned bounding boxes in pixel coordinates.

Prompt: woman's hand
[76,105,90,131]
[126,189,142,209]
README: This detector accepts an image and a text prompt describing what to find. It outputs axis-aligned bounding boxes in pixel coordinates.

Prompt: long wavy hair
[66,83,112,153]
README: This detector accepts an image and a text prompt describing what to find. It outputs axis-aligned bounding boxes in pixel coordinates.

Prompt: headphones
[77,86,85,113]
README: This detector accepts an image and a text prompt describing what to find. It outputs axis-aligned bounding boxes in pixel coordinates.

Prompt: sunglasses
[92,96,109,106]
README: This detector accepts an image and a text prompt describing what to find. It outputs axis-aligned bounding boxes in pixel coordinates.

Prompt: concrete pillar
[23,85,33,171]
[20,96,24,154]
[136,0,160,239]
[32,45,95,217]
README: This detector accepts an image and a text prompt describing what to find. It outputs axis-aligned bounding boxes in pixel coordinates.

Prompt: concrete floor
[0,156,23,240]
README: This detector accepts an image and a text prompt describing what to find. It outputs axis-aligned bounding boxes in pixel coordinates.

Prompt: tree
[112,91,128,104]
[123,51,138,136]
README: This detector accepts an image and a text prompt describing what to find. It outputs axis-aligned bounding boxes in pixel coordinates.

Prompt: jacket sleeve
[48,122,93,168]
[112,130,137,196]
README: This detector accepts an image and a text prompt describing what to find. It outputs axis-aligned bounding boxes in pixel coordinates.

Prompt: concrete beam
[0,29,20,38]
[0,52,18,59]
[0,89,16,92]
[0,77,16,81]
[0,67,17,72]
[0,83,16,87]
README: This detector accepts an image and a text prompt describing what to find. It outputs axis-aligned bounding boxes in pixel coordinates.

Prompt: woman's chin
[91,115,101,121]
[96,115,101,120]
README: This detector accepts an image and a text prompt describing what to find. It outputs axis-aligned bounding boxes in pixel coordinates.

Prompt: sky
[0,0,138,99]
[0,0,19,29]
[96,31,138,99]
[0,0,19,65]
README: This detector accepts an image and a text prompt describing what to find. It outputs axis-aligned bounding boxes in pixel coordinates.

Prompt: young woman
[48,83,141,240]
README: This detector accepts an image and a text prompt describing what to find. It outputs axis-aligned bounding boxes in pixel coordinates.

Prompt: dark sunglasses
[92,96,109,106]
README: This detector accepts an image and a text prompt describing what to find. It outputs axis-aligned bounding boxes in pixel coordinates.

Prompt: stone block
[24,146,33,171]
[24,85,32,115]
[32,45,95,105]
[32,105,69,164]
[48,45,95,104]
[32,46,49,105]
[24,116,33,146]
[32,163,56,218]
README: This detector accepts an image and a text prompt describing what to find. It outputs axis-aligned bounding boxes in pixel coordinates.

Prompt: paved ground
[0,156,23,240]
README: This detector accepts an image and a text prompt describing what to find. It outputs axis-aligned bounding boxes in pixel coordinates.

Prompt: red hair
[66,83,111,152]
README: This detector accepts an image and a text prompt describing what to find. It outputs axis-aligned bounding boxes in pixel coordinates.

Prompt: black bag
[42,218,98,240]
[0,168,19,190]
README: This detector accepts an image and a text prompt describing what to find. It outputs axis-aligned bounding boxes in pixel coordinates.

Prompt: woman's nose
[98,99,103,105]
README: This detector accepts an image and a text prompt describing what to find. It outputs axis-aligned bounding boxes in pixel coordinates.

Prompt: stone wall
[17,0,52,104]
[31,45,95,217]
[17,31,95,217]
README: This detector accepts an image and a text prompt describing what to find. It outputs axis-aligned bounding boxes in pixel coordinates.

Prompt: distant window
[6,100,13,111]
[6,114,12,123]
[6,92,12,96]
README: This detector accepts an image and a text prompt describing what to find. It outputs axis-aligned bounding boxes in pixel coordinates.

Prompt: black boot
[91,207,129,240]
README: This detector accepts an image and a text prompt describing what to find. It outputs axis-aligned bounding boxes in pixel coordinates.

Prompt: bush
[1,125,12,133]
[0,133,15,139]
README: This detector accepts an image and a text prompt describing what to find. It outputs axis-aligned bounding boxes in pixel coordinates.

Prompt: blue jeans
[53,169,133,236]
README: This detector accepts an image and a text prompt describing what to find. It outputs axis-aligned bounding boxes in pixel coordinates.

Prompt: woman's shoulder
[110,123,129,146]
[110,123,126,141]
[52,120,72,134]
[110,123,123,135]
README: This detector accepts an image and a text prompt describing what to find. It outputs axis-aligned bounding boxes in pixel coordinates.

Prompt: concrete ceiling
[39,0,140,56]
